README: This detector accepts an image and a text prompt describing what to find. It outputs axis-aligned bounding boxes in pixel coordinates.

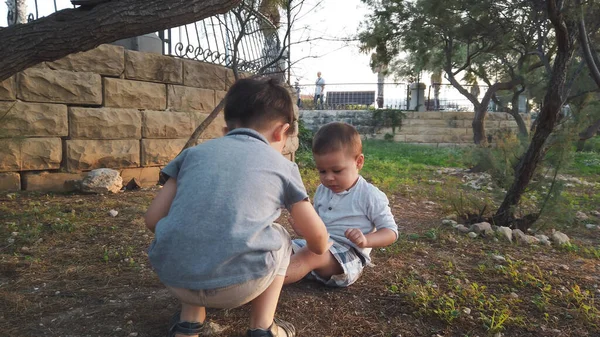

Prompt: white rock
[456,225,470,233]
[462,307,471,315]
[81,168,123,194]
[535,234,551,246]
[442,219,458,227]
[551,231,570,245]
[585,224,598,230]
[470,222,494,236]
[109,209,119,217]
[467,232,478,239]
[492,255,506,263]
[592,210,600,218]
[512,229,526,242]
[11,232,18,237]
[497,226,512,242]
[7,238,15,244]
[576,211,589,221]
[509,292,519,299]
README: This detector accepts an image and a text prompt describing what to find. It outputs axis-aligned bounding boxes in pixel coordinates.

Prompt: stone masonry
[0,45,299,192]
[300,110,530,147]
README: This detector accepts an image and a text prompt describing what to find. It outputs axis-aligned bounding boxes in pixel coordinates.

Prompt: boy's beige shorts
[167,224,291,309]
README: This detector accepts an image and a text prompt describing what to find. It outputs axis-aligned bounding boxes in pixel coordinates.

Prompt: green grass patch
[565,151,600,178]
[297,140,468,195]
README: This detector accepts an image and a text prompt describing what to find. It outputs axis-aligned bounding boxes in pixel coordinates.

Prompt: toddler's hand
[345,228,368,248]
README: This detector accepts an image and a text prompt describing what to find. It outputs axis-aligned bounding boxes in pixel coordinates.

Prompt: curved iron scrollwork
[169,0,283,74]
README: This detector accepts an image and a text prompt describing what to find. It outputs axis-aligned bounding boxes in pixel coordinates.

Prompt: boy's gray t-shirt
[148,128,308,290]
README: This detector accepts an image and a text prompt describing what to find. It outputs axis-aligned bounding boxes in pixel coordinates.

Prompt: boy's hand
[345,228,368,248]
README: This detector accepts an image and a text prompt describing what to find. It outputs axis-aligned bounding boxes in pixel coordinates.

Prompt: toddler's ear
[356,154,365,169]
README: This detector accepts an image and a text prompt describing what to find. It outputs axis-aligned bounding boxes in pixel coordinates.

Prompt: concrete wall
[0,45,299,192]
[300,110,530,147]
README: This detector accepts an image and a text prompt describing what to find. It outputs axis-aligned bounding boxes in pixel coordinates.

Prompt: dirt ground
[1,188,600,337]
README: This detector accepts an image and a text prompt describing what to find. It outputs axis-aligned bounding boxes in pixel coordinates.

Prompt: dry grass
[1,179,599,336]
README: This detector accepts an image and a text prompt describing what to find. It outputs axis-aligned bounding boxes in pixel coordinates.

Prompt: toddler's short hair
[312,122,362,157]
[224,77,295,135]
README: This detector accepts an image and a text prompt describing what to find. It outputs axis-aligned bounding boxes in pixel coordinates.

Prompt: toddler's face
[314,150,364,193]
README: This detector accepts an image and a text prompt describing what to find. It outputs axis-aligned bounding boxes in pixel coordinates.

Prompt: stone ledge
[0,76,16,100]
[0,172,20,191]
[69,107,142,139]
[17,68,102,105]
[183,60,230,90]
[66,139,140,171]
[125,50,183,84]
[22,171,86,192]
[46,44,125,77]
[104,78,166,110]
[142,110,195,139]
[0,138,62,172]
[141,139,187,166]
[0,101,68,138]
[167,85,215,112]
[120,167,161,187]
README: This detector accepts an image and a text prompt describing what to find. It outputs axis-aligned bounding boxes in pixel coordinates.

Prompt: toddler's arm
[289,200,330,255]
[345,228,397,248]
[144,178,177,233]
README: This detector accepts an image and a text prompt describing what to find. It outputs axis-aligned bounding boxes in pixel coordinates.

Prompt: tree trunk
[576,118,600,151]
[444,63,521,145]
[494,0,574,228]
[508,89,529,137]
[0,0,241,82]
[472,106,487,145]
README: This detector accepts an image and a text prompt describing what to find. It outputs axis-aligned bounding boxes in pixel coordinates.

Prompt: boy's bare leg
[284,247,343,285]
[174,303,206,337]
[250,275,285,329]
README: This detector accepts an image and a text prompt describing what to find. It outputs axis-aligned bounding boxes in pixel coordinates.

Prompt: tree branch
[0,0,242,81]
[576,0,600,87]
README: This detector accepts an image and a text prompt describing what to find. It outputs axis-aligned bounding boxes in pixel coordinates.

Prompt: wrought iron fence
[295,83,409,110]
[4,0,282,74]
[166,1,281,74]
[426,83,490,112]
[426,83,529,113]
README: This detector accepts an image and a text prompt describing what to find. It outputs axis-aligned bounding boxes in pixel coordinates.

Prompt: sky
[285,0,376,85]
[0,0,376,86]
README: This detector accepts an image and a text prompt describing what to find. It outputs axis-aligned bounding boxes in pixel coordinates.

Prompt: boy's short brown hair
[224,77,295,135]
[312,122,362,157]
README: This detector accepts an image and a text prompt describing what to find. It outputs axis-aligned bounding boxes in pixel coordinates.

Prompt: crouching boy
[145,78,330,337]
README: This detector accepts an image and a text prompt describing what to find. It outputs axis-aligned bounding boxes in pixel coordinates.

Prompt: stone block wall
[300,110,530,147]
[0,45,299,192]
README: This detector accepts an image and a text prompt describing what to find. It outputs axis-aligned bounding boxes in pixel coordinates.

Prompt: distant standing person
[314,72,325,109]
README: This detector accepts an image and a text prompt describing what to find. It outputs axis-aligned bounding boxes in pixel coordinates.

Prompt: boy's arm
[289,200,330,255]
[144,178,177,233]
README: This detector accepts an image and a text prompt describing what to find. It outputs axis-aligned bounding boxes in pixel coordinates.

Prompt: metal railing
[167,1,281,74]
[426,83,529,113]
[295,83,409,110]
[426,83,490,112]
[5,0,282,74]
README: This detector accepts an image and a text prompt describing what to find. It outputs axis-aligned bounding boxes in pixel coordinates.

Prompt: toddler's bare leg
[284,247,343,284]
